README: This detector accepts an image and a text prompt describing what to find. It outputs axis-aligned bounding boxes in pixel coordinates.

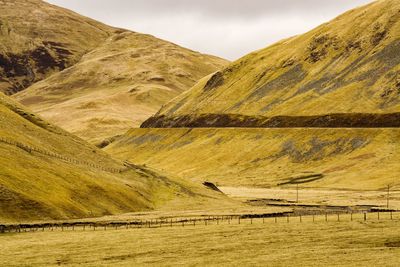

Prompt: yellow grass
[1,217,400,266]
[0,93,236,222]
[107,128,400,190]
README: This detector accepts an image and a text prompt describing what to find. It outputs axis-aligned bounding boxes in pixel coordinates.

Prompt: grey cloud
[45,0,374,60]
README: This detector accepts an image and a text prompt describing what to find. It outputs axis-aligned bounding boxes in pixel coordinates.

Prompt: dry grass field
[221,186,400,210]
[1,216,400,266]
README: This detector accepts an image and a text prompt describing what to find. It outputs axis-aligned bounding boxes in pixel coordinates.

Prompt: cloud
[45,0,374,60]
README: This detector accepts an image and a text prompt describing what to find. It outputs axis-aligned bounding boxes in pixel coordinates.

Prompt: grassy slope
[15,31,227,144]
[151,0,400,121]
[0,0,114,94]
[106,128,399,190]
[0,93,227,223]
[1,218,400,266]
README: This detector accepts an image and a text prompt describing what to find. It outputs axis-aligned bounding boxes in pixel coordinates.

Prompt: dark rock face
[203,71,224,91]
[141,113,400,128]
[0,43,72,95]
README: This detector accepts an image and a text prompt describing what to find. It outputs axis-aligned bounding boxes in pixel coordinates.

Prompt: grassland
[106,128,399,190]
[147,0,400,125]
[1,216,400,266]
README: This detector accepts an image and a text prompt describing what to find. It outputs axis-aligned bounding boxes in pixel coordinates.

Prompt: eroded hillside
[0,0,114,95]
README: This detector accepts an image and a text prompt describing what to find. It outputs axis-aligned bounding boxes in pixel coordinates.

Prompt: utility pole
[296,184,299,203]
[387,185,390,209]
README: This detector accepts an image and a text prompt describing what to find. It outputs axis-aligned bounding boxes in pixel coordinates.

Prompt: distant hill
[3,0,227,144]
[142,0,400,128]
[0,93,212,222]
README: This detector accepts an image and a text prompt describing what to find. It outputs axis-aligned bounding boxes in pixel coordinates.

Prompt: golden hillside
[143,0,400,127]
[15,30,227,144]
[0,93,218,223]
[107,128,399,190]
[0,0,114,95]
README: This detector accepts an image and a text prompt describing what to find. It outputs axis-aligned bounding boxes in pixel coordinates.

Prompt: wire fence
[1,210,398,234]
[0,136,125,173]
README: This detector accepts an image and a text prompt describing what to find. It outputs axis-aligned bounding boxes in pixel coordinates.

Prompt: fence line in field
[1,210,398,234]
[0,136,124,173]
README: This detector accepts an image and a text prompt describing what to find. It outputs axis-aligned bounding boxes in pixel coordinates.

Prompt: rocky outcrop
[141,113,400,128]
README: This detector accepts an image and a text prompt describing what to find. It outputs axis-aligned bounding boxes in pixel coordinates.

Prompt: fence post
[250,218,253,224]
[378,212,380,220]
[238,217,241,225]
[325,213,328,222]
[337,214,340,222]
[364,213,367,221]
[287,215,289,223]
[390,211,393,220]
[313,213,315,223]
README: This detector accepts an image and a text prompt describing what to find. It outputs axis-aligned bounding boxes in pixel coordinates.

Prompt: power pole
[296,184,299,203]
[387,185,390,209]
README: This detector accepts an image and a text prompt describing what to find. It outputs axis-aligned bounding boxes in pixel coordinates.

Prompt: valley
[0,0,399,266]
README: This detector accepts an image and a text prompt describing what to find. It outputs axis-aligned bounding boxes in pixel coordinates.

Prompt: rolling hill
[8,0,228,145]
[142,0,400,128]
[0,93,223,223]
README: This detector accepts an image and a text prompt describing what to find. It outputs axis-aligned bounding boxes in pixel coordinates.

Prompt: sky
[45,0,374,60]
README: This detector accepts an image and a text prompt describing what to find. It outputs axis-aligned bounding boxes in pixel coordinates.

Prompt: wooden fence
[1,211,398,234]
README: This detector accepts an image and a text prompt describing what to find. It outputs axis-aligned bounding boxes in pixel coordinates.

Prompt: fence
[1,210,399,234]
[0,136,124,173]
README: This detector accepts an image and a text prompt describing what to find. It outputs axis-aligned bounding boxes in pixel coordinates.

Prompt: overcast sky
[45,0,374,60]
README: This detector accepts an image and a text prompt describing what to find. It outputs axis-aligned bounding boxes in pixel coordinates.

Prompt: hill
[142,0,400,128]
[0,0,113,95]
[0,93,221,223]
[15,30,227,144]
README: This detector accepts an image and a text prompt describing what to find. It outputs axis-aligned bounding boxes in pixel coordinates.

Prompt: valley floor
[1,216,399,266]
